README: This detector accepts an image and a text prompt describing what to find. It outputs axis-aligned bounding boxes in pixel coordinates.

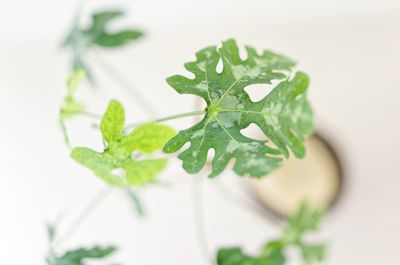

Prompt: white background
[1,0,400,264]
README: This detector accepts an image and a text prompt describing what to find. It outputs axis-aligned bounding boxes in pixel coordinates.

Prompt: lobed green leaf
[164,39,314,178]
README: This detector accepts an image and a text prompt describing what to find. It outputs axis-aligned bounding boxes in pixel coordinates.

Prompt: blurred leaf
[47,246,116,265]
[71,100,175,187]
[216,202,325,265]
[120,122,177,154]
[46,223,56,244]
[300,243,326,263]
[60,70,86,120]
[283,201,324,244]
[63,9,144,82]
[59,70,86,148]
[100,99,125,146]
[217,247,285,265]
[163,39,313,178]
[87,10,143,47]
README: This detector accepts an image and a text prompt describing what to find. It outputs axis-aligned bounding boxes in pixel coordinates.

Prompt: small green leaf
[301,244,326,263]
[217,247,284,265]
[164,39,314,178]
[284,201,324,244]
[60,70,86,120]
[46,223,56,244]
[48,246,116,265]
[60,70,87,148]
[120,123,177,154]
[63,9,144,82]
[100,100,125,146]
[87,10,144,47]
[72,100,175,187]
[217,248,256,265]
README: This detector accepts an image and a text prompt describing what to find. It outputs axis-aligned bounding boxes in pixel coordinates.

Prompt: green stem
[124,110,206,131]
[212,183,283,228]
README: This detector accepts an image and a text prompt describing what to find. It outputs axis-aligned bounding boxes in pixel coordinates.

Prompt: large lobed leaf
[164,39,314,178]
[71,100,176,187]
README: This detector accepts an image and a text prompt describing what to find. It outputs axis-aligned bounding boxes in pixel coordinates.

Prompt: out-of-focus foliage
[63,9,144,81]
[217,202,326,265]
[47,246,117,265]
[59,70,86,148]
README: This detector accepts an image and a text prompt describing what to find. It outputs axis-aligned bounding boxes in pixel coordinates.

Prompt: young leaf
[283,201,324,244]
[47,246,116,265]
[71,100,176,187]
[60,70,87,148]
[301,243,326,263]
[163,39,314,178]
[100,99,125,146]
[46,223,56,244]
[60,70,86,120]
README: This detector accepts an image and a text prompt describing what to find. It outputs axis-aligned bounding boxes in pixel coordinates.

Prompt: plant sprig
[63,9,143,82]
[71,100,176,187]
[217,202,326,265]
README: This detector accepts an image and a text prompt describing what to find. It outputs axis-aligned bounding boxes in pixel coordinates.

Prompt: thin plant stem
[52,186,113,249]
[89,51,160,117]
[191,174,217,265]
[80,111,101,120]
[124,110,206,132]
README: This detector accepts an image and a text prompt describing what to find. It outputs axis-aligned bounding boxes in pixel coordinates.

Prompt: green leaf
[60,70,86,120]
[100,99,125,146]
[48,246,116,265]
[301,244,326,263]
[126,189,145,217]
[71,100,175,187]
[163,39,314,178]
[63,9,144,82]
[121,123,177,154]
[87,10,143,47]
[217,248,258,265]
[216,203,325,265]
[217,247,284,265]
